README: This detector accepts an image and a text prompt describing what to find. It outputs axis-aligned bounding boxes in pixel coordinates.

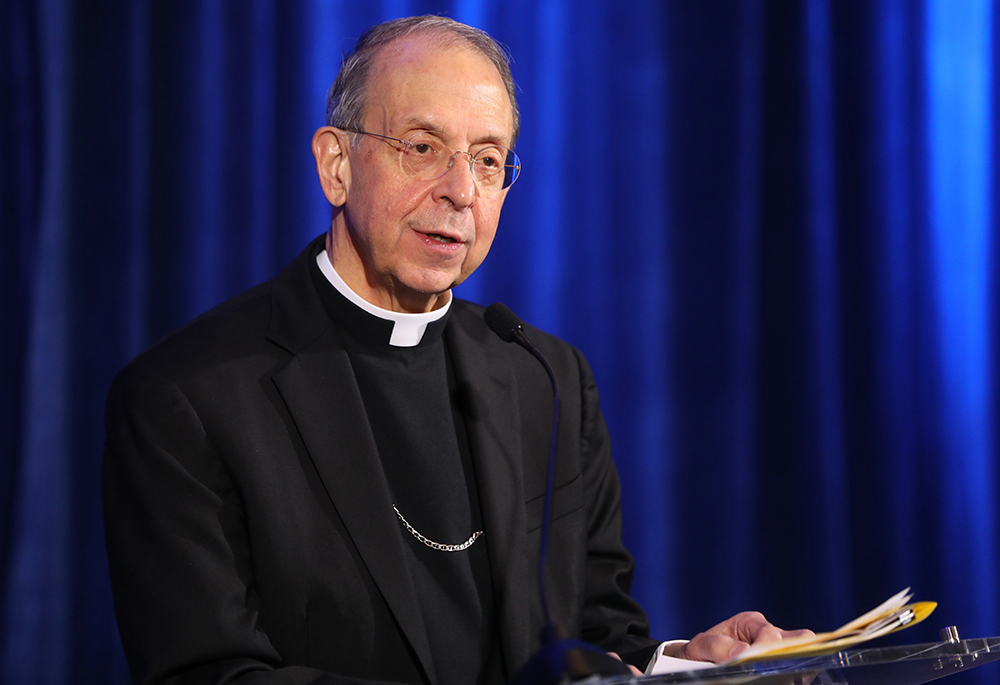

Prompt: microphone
[484,302,529,345]
[484,303,632,685]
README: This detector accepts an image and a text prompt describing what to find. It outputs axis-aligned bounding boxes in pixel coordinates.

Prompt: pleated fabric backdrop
[2,1,999,683]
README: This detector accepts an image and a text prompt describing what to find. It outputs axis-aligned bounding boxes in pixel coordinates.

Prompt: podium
[624,637,1000,685]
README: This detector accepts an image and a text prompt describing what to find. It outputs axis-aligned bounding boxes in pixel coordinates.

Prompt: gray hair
[325,15,520,146]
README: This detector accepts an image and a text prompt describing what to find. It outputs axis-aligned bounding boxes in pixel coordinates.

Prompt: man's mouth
[427,233,457,243]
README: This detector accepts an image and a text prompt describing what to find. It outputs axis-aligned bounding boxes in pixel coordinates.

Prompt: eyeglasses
[348,130,520,190]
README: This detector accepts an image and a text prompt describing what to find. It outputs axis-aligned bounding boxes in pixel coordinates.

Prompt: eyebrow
[400,117,511,148]
[401,117,439,133]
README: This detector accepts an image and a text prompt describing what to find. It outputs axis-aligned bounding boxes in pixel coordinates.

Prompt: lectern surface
[591,637,1000,685]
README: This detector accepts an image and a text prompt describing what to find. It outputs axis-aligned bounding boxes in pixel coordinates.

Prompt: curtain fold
[925,0,997,642]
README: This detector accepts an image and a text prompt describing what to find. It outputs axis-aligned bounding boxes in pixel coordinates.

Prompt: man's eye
[412,143,434,154]
[477,148,503,169]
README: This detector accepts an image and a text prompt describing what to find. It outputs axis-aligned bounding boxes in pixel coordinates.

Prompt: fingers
[781,628,816,640]
[726,611,779,643]
[607,652,643,676]
[678,633,748,662]
[749,623,784,645]
[677,612,813,664]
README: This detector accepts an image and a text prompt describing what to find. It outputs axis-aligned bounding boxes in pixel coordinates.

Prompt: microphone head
[484,302,523,343]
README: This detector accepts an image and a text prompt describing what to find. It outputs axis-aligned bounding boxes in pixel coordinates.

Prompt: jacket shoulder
[118,282,276,385]
[113,236,329,391]
[450,299,577,352]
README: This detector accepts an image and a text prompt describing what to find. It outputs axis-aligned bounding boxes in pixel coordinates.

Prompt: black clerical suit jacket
[103,236,657,685]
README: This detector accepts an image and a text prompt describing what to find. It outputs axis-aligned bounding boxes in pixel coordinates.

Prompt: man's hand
[608,652,643,676]
[670,612,814,663]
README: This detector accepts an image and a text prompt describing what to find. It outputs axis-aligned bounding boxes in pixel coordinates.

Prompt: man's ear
[312,127,351,207]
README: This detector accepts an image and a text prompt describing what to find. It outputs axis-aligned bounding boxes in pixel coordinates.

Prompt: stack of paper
[727,588,937,664]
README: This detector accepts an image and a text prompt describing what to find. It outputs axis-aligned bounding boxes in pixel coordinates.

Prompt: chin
[399,269,462,296]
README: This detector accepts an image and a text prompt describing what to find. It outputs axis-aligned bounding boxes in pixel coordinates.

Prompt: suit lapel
[266,244,436,683]
[446,313,536,676]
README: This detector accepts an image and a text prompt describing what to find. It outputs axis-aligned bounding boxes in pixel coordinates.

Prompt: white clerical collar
[316,249,451,348]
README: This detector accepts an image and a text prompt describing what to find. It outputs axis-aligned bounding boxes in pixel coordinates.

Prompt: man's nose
[432,152,477,208]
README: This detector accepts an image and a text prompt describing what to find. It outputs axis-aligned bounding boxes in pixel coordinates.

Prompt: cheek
[465,211,501,272]
[353,179,422,248]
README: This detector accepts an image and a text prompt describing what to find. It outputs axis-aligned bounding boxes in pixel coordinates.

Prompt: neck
[325,227,450,314]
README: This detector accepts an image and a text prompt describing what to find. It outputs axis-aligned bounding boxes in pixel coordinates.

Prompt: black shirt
[311,256,504,685]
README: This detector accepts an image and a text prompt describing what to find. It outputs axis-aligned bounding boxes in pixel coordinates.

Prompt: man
[103,15,805,685]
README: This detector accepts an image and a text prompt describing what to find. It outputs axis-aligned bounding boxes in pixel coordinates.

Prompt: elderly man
[103,15,803,685]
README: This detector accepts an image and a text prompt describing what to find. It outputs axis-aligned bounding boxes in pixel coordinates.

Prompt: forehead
[364,34,514,144]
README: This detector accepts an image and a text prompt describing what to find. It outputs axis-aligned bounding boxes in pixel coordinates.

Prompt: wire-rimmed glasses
[348,130,520,190]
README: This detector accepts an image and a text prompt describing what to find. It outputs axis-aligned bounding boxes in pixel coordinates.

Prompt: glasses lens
[471,146,504,184]
[402,133,447,177]
[401,133,520,190]
[502,148,520,189]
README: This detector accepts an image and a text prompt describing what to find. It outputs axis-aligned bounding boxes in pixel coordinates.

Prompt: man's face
[334,35,514,312]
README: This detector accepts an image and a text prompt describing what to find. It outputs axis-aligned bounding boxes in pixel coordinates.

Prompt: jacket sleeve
[572,347,661,669]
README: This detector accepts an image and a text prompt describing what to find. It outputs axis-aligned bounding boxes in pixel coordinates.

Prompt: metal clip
[941,626,960,643]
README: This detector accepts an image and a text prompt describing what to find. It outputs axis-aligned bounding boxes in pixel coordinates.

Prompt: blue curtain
[2,1,998,683]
